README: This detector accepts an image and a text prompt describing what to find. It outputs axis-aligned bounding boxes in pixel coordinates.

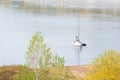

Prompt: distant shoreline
[0,0,120,16]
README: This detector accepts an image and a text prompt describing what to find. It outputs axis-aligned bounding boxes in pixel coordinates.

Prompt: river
[0,6,120,66]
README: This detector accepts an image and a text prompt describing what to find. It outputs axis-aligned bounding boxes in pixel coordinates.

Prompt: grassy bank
[0,65,90,80]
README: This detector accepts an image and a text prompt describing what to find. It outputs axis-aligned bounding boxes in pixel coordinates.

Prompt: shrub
[13,66,36,80]
[0,65,22,80]
[84,50,120,80]
[14,31,75,80]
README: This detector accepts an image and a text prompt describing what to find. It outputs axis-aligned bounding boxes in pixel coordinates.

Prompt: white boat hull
[74,41,82,47]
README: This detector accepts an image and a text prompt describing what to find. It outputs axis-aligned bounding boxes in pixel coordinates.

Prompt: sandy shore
[69,65,90,78]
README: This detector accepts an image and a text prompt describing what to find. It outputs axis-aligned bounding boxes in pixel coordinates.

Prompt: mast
[74,0,87,48]
[77,12,80,39]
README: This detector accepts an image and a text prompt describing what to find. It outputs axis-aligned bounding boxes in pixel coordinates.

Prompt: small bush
[84,50,120,80]
[13,66,36,80]
[0,65,22,80]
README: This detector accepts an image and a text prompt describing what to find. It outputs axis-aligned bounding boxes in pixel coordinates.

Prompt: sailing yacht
[74,12,86,47]
[74,36,86,47]
[74,36,81,47]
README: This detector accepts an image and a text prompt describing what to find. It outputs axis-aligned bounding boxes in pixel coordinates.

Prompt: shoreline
[0,0,120,15]
[69,65,90,78]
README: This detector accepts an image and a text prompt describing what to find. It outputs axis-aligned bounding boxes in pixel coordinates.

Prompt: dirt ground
[69,65,90,78]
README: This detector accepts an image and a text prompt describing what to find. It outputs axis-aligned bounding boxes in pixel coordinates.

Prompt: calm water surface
[0,6,120,66]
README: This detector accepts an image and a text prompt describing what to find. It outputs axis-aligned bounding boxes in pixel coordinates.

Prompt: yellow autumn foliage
[84,50,120,80]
